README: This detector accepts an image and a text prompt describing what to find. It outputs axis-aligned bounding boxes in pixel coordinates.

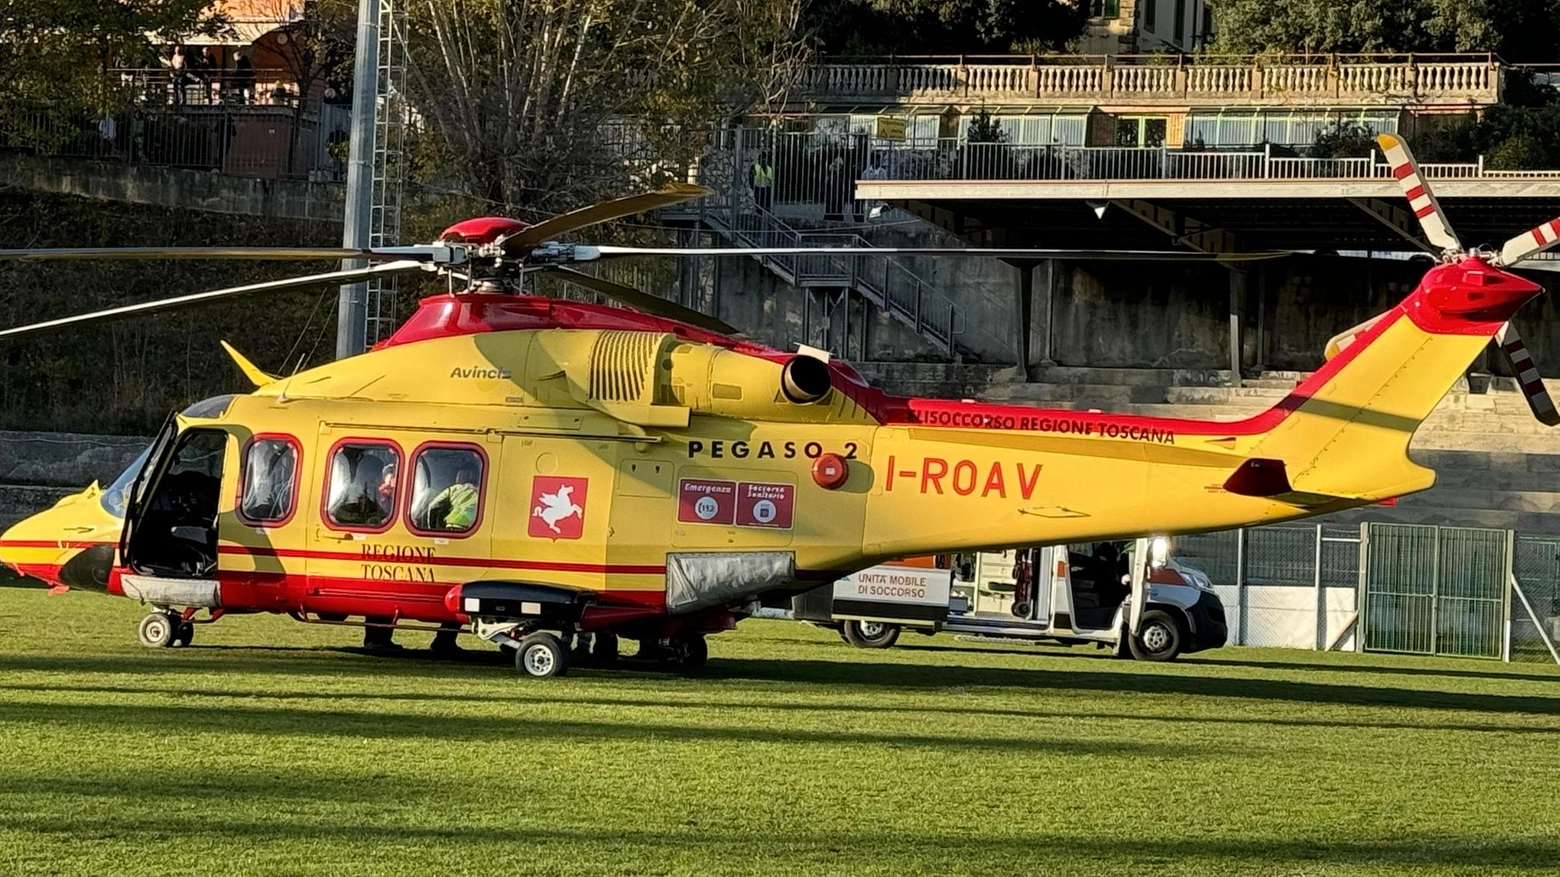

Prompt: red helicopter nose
[437,217,530,246]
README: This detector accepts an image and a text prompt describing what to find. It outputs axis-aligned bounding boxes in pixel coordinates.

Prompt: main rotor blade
[0,261,424,340]
[1498,217,1560,266]
[547,267,741,336]
[500,184,712,255]
[0,247,372,262]
[1376,134,1462,252]
[590,246,1290,262]
[1495,323,1560,426]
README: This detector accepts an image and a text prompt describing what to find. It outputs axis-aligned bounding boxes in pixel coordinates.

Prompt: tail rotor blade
[1495,323,1560,426]
[1376,134,1462,252]
[1497,218,1560,266]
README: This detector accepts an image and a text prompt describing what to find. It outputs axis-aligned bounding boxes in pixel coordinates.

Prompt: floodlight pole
[336,0,382,359]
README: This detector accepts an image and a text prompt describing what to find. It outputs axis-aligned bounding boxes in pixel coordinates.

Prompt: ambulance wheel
[1129,610,1183,662]
[661,633,708,671]
[515,632,569,678]
[137,612,178,649]
[842,620,900,649]
[172,621,195,648]
[590,632,619,665]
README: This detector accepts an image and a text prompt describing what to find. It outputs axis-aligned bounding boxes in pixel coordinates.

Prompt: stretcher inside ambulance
[791,538,1227,661]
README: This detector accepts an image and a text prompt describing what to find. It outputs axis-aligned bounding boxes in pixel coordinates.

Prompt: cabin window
[407,444,486,535]
[324,441,401,531]
[237,436,300,525]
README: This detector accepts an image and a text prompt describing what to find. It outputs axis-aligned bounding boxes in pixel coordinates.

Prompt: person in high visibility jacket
[749,151,775,212]
[428,469,480,531]
[426,468,480,655]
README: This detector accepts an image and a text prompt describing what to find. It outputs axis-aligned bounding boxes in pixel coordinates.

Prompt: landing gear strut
[647,632,708,671]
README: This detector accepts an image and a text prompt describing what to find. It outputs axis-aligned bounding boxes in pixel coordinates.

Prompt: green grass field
[0,588,1557,876]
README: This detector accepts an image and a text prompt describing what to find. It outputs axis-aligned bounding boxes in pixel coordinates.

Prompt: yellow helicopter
[1,135,1556,677]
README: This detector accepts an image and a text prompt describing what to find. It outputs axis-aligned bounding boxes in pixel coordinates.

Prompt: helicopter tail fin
[1237,259,1542,503]
[220,341,278,388]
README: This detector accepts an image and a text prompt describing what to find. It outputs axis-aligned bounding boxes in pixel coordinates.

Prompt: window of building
[1174,0,1186,42]
[324,441,401,531]
[1115,116,1168,148]
[956,114,1088,146]
[407,445,486,535]
[1183,109,1400,150]
[1091,0,1120,17]
[1143,0,1157,31]
[237,436,300,525]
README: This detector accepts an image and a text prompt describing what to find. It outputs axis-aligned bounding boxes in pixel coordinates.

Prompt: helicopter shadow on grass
[1,642,1557,717]
[700,656,1560,717]
[0,697,1220,759]
[3,678,1557,739]
[1,808,1557,871]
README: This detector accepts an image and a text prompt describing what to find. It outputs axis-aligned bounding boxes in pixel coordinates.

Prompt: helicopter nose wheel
[137,611,183,648]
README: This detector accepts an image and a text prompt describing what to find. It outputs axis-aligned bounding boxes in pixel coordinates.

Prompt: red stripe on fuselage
[217,544,665,576]
[0,539,112,550]
[899,309,1405,438]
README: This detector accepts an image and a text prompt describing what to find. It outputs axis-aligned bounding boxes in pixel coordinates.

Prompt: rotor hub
[437,217,530,246]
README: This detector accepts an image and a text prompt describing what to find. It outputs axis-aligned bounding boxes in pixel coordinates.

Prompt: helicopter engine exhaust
[781,355,832,404]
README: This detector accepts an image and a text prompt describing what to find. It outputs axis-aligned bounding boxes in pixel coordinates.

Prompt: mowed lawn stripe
[0,588,1555,876]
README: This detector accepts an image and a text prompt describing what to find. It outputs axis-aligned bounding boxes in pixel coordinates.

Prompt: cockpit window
[101,445,153,518]
[99,395,238,518]
[182,395,237,419]
[325,442,400,531]
[238,437,300,526]
[407,445,485,535]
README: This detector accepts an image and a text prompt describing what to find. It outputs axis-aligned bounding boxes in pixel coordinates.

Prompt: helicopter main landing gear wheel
[657,633,708,672]
[172,620,195,648]
[515,631,569,678]
[137,612,180,648]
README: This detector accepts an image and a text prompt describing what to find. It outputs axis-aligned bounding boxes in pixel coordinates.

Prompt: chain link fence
[1173,523,1557,663]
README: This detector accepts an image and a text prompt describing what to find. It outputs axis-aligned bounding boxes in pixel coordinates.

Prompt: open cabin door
[1127,537,1154,636]
[120,420,227,581]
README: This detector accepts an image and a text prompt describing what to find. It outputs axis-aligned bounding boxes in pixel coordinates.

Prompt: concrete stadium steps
[0,431,146,489]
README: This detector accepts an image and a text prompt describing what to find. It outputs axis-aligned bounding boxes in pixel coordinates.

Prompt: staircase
[663,152,972,360]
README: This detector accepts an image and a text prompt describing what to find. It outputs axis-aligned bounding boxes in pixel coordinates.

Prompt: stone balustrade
[798,54,1501,107]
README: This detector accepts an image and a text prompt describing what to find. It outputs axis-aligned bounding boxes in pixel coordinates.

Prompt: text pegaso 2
[686,440,858,460]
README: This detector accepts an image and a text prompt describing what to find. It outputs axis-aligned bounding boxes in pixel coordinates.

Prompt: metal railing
[107,67,312,108]
[1173,522,1560,663]
[798,53,1501,107]
[0,103,340,181]
[864,141,1520,183]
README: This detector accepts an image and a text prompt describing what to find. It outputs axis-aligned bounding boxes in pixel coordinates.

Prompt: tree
[1205,0,1560,61]
[406,0,810,213]
[804,0,1087,55]
[244,0,354,176]
[965,106,1007,143]
[246,0,355,107]
[0,0,220,127]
